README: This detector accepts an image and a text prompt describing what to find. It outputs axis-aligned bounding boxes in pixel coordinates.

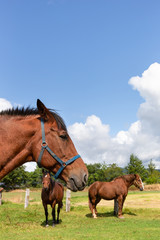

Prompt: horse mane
[0,107,67,130]
[113,175,125,181]
[113,174,135,182]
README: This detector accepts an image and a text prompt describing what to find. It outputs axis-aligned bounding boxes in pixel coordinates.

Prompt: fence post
[24,188,30,209]
[0,188,3,206]
[66,189,71,212]
[114,199,118,216]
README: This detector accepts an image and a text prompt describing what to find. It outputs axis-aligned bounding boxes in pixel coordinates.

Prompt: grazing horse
[41,170,64,227]
[88,174,144,219]
[0,99,88,191]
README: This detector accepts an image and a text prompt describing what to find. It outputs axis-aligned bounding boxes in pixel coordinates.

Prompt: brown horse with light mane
[0,99,88,191]
[88,174,144,218]
[41,170,64,227]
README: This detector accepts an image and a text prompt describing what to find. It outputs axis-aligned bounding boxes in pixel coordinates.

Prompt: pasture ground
[0,186,160,240]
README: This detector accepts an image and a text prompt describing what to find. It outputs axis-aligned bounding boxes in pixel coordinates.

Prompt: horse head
[133,174,144,191]
[42,170,51,192]
[32,100,88,192]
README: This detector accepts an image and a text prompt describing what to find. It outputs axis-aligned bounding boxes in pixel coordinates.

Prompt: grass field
[0,188,160,240]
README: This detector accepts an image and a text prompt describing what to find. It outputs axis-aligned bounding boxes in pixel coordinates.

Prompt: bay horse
[41,170,64,227]
[0,99,88,191]
[88,174,144,219]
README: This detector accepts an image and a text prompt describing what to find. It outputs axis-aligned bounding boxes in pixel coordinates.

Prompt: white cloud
[68,115,111,162]
[69,63,160,169]
[129,63,160,106]
[24,162,37,172]
[0,98,12,111]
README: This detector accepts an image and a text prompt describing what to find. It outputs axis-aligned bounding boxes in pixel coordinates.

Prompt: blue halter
[37,118,80,179]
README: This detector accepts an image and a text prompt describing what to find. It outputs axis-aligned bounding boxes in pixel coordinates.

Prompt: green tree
[86,163,124,185]
[104,163,124,181]
[125,154,148,181]
[86,163,106,185]
[27,166,43,188]
[146,160,160,184]
[148,160,156,175]
[2,166,28,189]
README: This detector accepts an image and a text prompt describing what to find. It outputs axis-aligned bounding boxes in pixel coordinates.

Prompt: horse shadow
[41,219,62,227]
[86,210,137,218]
[86,211,114,218]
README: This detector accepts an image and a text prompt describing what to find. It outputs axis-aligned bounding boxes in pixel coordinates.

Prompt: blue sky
[1,0,160,170]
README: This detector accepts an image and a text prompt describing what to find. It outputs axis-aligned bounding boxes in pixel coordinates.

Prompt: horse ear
[37,99,54,122]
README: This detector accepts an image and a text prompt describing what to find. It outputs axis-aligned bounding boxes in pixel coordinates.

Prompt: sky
[1,0,160,171]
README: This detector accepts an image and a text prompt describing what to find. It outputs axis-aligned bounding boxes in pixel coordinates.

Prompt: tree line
[1,154,160,190]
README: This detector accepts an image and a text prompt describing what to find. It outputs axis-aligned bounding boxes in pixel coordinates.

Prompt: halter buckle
[41,142,48,148]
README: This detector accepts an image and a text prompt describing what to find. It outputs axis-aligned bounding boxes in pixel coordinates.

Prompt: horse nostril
[83,173,88,184]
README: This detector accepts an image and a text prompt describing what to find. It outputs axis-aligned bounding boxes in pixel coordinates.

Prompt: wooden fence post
[66,189,71,212]
[24,188,30,209]
[114,199,118,216]
[0,188,3,206]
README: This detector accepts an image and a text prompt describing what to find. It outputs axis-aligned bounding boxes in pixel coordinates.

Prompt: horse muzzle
[44,187,49,192]
[139,186,144,191]
[66,172,88,192]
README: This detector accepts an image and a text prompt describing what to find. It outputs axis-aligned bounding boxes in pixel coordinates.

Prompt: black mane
[0,107,67,130]
[0,107,39,116]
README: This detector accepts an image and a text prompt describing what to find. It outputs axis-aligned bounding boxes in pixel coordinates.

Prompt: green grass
[0,190,160,240]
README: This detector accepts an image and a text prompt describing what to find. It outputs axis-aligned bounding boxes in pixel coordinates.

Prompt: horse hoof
[46,224,49,227]
[52,224,55,227]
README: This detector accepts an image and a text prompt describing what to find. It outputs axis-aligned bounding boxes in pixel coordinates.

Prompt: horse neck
[49,178,55,192]
[0,116,38,145]
[0,116,39,180]
[123,174,135,188]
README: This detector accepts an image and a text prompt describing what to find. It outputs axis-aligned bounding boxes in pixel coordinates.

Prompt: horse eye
[60,134,68,140]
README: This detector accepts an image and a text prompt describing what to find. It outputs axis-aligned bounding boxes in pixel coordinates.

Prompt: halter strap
[37,118,80,179]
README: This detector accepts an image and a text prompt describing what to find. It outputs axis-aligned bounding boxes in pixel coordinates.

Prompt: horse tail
[88,194,93,211]
[88,182,99,211]
[88,186,94,211]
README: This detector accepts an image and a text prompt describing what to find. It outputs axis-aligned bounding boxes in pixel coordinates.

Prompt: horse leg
[52,200,56,227]
[92,208,97,218]
[51,207,56,227]
[89,194,94,217]
[91,197,100,218]
[89,197,97,218]
[121,195,126,215]
[95,197,101,216]
[117,195,124,219]
[91,199,97,218]
[44,204,49,227]
[57,203,61,224]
